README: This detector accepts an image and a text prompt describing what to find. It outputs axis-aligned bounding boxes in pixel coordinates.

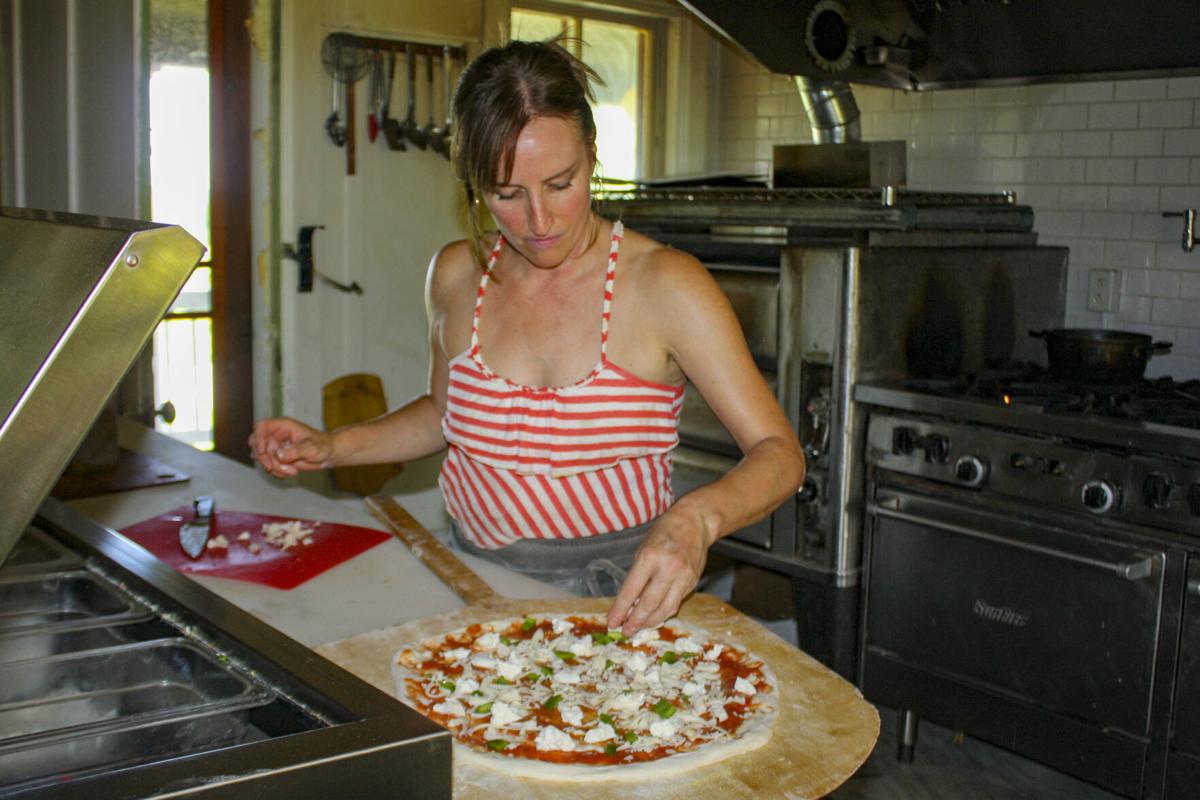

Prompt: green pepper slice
[543,694,563,711]
[486,739,508,751]
[652,699,676,719]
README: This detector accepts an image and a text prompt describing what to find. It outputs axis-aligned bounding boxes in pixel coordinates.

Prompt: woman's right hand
[248,417,335,478]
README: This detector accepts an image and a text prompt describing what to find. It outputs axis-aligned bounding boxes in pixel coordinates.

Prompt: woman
[250,39,804,635]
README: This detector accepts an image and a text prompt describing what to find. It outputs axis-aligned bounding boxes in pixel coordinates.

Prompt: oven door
[1167,557,1200,797]
[862,485,1165,795]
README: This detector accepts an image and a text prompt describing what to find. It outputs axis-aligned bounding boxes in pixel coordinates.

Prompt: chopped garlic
[236,531,252,542]
[205,534,229,551]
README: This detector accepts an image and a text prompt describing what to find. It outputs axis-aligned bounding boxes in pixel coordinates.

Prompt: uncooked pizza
[391,613,777,781]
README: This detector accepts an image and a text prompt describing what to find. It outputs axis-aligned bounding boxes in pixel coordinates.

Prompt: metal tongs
[179,495,215,559]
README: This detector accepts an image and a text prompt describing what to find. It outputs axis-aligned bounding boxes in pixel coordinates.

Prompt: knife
[179,495,215,559]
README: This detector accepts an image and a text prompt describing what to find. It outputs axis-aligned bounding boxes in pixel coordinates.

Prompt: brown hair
[451,38,601,268]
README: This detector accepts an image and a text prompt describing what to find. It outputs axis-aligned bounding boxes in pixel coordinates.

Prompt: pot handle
[1152,341,1173,354]
[1028,329,1049,339]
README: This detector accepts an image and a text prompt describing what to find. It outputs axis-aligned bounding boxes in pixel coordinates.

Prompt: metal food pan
[0,570,152,633]
[0,618,177,665]
[0,638,274,788]
[0,526,82,575]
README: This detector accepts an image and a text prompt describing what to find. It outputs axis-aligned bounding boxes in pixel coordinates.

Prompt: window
[511,4,663,181]
[148,0,215,450]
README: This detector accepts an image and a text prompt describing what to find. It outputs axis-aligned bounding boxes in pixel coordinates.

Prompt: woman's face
[483,115,595,270]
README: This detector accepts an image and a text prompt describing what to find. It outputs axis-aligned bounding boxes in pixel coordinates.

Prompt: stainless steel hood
[0,208,205,566]
[679,0,1200,90]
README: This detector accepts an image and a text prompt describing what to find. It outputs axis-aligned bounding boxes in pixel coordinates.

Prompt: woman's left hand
[607,505,714,635]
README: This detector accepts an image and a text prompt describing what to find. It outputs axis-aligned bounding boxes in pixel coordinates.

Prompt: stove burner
[903,367,1200,429]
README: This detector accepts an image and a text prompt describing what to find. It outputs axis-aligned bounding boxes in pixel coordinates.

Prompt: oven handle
[867,500,1157,581]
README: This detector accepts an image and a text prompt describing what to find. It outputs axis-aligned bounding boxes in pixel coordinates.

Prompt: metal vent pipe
[794,77,861,143]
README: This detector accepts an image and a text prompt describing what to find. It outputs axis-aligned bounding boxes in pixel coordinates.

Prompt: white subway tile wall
[715,48,1200,378]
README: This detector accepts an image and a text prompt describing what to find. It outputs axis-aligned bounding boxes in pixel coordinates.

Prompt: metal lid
[0,207,205,564]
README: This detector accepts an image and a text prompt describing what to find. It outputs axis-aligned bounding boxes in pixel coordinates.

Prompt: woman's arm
[608,248,805,633]
[250,247,460,478]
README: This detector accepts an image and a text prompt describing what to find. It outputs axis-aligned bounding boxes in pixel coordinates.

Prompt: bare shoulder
[617,225,727,314]
[426,238,484,310]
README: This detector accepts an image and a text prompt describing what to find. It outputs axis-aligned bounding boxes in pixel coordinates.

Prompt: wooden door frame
[209,0,254,463]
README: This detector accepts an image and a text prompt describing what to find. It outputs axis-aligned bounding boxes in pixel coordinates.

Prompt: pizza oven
[0,208,451,797]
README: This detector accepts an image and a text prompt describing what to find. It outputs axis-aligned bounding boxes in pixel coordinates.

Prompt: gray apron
[448,519,654,597]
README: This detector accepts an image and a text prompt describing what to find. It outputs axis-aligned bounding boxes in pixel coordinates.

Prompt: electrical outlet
[1087,269,1119,312]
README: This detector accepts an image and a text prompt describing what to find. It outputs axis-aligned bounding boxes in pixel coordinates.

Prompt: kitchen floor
[830,706,1123,800]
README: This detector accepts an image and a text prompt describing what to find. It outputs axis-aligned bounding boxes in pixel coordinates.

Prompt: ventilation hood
[679,0,1200,90]
[0,208,204,565]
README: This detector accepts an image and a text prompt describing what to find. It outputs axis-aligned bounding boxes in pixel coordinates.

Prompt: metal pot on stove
[1029,328,1172,383]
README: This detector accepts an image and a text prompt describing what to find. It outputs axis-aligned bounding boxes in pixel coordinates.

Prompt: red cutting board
[120,507,390,590]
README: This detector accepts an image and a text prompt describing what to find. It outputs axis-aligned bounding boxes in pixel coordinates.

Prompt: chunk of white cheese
[535,725,576,752]
[471,654,497,671]
[553,668,582,685]
[445,648,471,664]
[454,678,480,696]
[432,699,466,717]
[674,637,702,654]
[475,632,500,651]
[551,617,573,635]
[584,722,617,743]
[631,628,660,646]
[734,676,758,695]
[559,704,584,726]
[488,700,522,726]
[625,651,649,673]
[610,691,644,713]
[681,681,704,696]
[649,718,677,739]
[496,659,523,681]
[568,638,594,658]
[703,644,724,661]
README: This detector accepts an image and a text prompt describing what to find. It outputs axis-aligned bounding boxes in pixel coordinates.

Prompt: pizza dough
[391,613,778,782]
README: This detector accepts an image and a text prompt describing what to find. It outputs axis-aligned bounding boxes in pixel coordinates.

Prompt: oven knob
[1142,473,1174,510]
[1081,480,1119,515]
[924,434,951,464]
[892,427,918,455]
[954,456,989,487]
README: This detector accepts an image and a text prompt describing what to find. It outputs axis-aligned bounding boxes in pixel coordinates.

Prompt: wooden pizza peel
[315,495,880,799]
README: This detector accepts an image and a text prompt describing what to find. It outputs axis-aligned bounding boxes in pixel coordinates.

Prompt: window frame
[511,1,670,179]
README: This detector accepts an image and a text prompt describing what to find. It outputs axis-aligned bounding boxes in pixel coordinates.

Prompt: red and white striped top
[438,221,685,549]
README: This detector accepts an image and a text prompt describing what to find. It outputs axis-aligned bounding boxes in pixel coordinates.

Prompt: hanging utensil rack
[321,32,465,170]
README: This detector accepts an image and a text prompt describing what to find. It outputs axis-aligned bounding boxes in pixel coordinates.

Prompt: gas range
[855,374,1200,540]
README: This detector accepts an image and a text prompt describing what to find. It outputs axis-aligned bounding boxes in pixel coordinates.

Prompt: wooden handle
[366,494,499,607]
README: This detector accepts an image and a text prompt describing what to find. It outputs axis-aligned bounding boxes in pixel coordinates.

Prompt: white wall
[713,45,1200,379]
